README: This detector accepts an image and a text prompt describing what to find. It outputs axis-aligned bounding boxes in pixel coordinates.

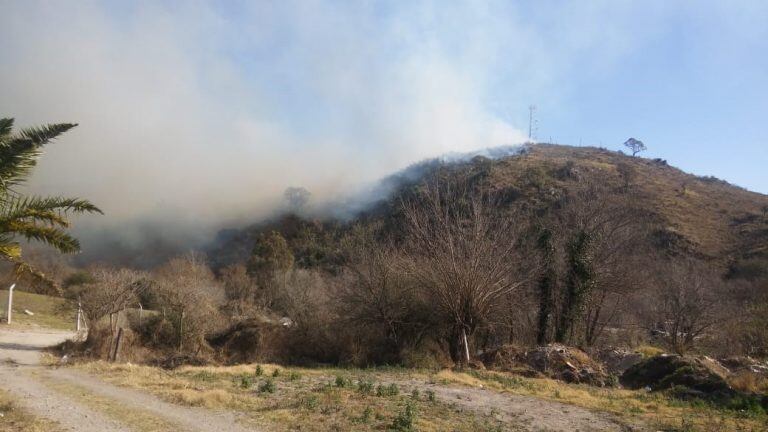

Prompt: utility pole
[528,105,537,141]
[6,284,16,324]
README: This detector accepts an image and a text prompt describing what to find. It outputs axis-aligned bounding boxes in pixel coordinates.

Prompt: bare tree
[338,224,421,357]
[624,138,646,156]
[643,261,722,355]
[154,253,225,352]
[401,178,526,364]
[74,267,149,332]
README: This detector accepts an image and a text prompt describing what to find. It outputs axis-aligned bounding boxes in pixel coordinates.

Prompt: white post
[462,328,470,364]
[138,303,143,326]
[76,302,82,332]
[6,284,16,325]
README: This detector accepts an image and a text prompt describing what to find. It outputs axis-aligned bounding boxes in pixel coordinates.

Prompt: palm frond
[11,260,60,295]
[5,221,81,253]
[4,195,103,215]
[18,123,77,145]
[0,118,14,137]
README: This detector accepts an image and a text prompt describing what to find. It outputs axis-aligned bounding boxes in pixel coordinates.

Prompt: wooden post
[6,284,15,324]
[111,327,124,362]
[178,308,184,351]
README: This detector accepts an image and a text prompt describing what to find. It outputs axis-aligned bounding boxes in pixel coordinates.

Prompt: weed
[255,365,263,376]
[426,390,436,402]
[335,375,349,388]
[259,378,276,394]
[272,368,281,378]
[377,383,400,397]
[301,394,319,410]
[390,402,417,431]
[357,379,374,394]
[239,374,253,389]
[288,371,301,381]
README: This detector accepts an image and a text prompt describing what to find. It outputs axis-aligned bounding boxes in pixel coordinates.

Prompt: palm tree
[0,118,101,292]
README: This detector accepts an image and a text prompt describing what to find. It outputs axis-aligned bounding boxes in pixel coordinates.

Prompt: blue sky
[1,0,766,232]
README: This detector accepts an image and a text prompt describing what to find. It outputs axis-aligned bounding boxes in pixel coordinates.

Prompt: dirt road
[1,327,641,432]
[0,327,255,432]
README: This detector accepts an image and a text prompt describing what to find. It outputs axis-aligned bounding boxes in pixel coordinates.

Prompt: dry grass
[75,362,508,432]
[0,289,75,330]
[73,360,768,432]
[0,388,64,432]
[728,371,768,394]
[635,345,665,358]
[437,369,767,432]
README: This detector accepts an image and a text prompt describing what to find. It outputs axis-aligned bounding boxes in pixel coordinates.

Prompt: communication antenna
[528,105,538,141]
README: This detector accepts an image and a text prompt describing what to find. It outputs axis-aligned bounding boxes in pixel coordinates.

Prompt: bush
[390,402,417,431]
[259,378,276,394]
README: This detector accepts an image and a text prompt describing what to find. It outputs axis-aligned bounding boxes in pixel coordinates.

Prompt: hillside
[210,144,768,276]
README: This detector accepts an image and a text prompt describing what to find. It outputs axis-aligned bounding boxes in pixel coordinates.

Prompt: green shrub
[376,383,399,397]
[357,379,374,394]
[259,378,276,393]
[239,374,253,389]
[289,371,301,381]
[255,365,263,376]
[390,402,416,431]
[272,368,281,377]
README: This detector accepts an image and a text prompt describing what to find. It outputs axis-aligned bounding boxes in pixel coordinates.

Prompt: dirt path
[1,326,643,432]
[0,327,258,432]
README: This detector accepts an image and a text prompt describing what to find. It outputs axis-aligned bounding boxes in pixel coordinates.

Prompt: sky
[1,0,766,244]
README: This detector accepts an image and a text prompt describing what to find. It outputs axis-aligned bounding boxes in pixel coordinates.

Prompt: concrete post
[6,284,15,324]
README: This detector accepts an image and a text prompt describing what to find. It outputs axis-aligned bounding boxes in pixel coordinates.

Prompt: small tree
[154,253,225,351]
[401,177,525,364]
[644,261,721,355]
[623,138,646,157]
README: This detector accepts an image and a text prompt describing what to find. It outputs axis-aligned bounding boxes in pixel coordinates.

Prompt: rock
[595,348,644,375]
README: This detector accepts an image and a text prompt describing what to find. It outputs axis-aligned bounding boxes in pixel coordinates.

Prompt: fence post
[111,327,124,362]
[6,284,15,324]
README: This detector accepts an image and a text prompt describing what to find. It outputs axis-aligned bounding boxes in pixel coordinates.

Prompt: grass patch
[0,290,75,330]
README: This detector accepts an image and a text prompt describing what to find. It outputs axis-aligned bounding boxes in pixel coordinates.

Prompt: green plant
[426,390,435,402]
[288,371,301,381]
[377,383,400,397]
[390,402,417,431]
[255,365,263,376]
[411,389,420,400]
[239,374,253,389]
[357,379,374,394]
[272,368,281,378]
[259,378,276,394]
[335,375,349,388]
[301,394,319,410]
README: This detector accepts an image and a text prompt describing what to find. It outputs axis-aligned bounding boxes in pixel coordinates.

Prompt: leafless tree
[75,267,149,332]
[153,253,225,351]
[338,225,421,355]
[643,260,723,355]
[401,178,527,364]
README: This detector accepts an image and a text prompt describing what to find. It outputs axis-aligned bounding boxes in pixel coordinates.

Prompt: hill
[209,143,768,277]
